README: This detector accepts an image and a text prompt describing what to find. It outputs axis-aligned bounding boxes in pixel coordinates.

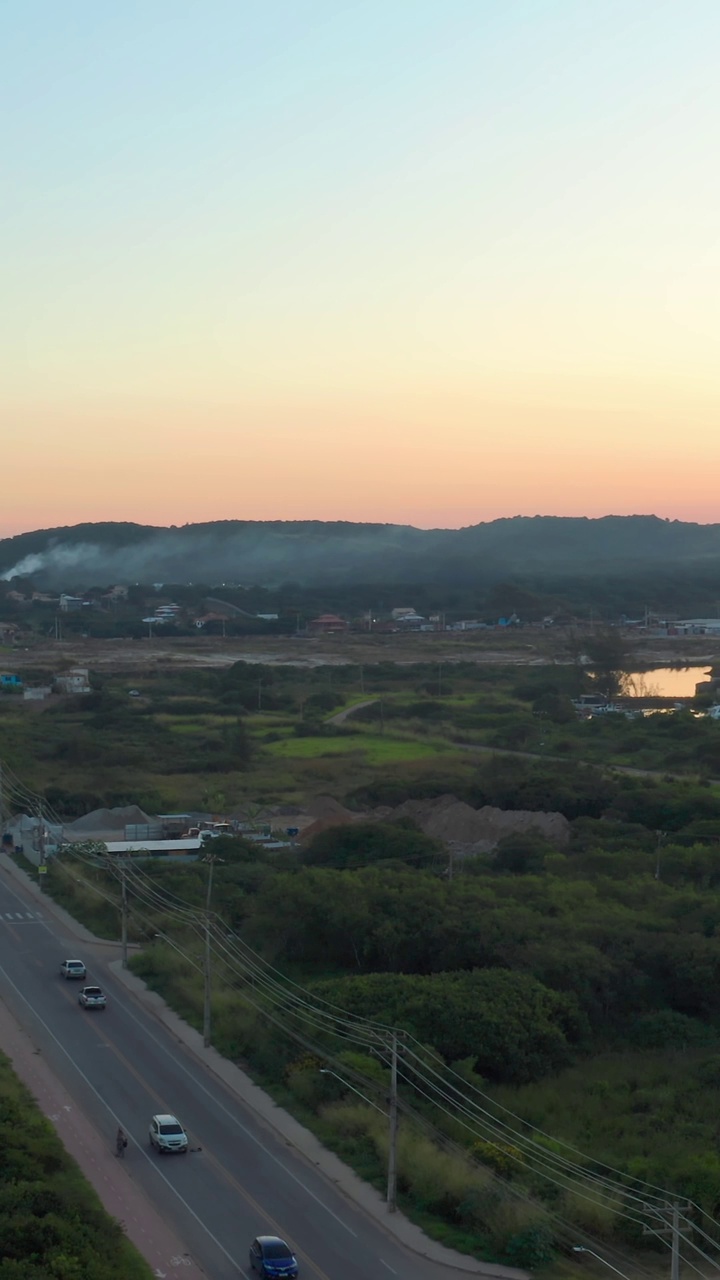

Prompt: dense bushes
[311,969,586,1083]
[0,1053,152,1279]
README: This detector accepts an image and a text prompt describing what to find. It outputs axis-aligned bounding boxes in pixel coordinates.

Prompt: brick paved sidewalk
[0,999,204,1280]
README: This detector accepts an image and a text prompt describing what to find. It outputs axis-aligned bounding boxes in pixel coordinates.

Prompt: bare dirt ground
[5,630,720,674]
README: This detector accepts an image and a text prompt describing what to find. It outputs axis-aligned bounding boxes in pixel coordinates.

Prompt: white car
[60,959,86,980]
[78,985,106,1010]
[149,1114,188,1154]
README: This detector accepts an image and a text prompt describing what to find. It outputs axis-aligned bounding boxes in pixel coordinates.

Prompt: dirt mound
[388,795,491,844]
[299,814,358,843]
[471,805,570,847]
[382,794,570,849]
[305,795,354,821]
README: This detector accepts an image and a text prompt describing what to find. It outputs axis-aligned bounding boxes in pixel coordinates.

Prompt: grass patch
[264,733,455,763]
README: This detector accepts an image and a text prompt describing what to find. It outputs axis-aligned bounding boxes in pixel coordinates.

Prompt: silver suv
[149,1114,188,1153]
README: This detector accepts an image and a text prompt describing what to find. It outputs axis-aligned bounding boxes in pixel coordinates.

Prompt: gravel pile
[66,805,153,834]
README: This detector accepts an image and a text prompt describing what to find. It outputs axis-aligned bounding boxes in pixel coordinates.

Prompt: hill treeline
[4,514,720,593]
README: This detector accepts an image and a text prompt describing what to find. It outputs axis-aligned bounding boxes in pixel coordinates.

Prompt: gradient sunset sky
[3,1,720,536]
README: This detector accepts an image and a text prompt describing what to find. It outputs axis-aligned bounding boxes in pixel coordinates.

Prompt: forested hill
[2,515,720,587]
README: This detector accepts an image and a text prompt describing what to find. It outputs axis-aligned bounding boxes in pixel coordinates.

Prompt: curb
[108,962,526,1280]
[1,851,527,1280]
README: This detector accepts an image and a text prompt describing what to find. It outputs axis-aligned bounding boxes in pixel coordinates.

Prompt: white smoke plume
[1,544,105,582]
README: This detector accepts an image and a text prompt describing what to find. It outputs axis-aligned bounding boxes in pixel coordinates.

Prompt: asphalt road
[0,870,467,1280]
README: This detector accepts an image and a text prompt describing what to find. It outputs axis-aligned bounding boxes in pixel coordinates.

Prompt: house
[54,667,91,695]
[0,673,22,688]
[307,614,349,634]
[676,619,720,636]
[59,594,85,612]
[391,607,417,620]
[23,686,52,702]
[394,613,426,630]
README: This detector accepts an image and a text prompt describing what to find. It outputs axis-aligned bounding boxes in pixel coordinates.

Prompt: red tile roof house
[307,614,349,634]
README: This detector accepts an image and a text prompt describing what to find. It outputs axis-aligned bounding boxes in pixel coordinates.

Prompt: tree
[581,629,633,701]
[311,969,581,1084]
[302,819,442,870]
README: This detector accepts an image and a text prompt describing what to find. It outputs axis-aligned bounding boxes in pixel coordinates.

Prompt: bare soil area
[4,630,720,674]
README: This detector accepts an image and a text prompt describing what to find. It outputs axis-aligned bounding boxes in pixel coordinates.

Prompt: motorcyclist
[115,1126,128,1157]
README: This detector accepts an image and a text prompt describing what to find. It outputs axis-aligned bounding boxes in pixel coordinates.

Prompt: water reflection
[624,667,713,698]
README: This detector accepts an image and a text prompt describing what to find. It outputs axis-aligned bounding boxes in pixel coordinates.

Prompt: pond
[624,667,714,698]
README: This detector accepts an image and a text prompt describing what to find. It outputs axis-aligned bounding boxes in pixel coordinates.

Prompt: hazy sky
[3,1,720,535]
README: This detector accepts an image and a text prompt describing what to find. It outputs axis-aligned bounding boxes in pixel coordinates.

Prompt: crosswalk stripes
[2,910,43,921]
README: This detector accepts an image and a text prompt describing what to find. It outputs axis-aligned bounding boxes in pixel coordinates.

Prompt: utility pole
[655,830,666,881]
[670,1201,680,1280]
[120,862,129,968]
[438,663,443,698]
[387,1030,398,1213]
[359,664,364,695]
[257,680,263,712]
[37,809,46,893]
[202,852,224,1047]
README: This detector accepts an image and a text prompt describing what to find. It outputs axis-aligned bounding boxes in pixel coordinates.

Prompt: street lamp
[572,1246,631,1279]
[319,1034,399,1215]
[318,1069,385,1115]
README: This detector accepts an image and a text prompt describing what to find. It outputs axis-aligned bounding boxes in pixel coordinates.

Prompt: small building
[54,667,91,695]
[59,594,85,612]
[103,839,203,857]
[23,686,52,701]
[394,613,425,630]
[0,673,22,687]
[391,607,417,620]
[676,619,720,636]
[307,614,349,634]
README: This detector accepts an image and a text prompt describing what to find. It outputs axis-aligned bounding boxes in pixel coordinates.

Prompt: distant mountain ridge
[1,516,719,587]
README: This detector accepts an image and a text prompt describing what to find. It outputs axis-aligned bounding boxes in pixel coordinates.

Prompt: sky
[3,0,720,536]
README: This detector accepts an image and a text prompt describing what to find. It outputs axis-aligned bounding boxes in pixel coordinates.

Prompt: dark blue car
[249,1236,298,1279]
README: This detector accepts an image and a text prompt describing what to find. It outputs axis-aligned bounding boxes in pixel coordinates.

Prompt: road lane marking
[5,885,362,1246]
[381,1261,397,1274]
[0,958,249,1280]
[199,1141,335,1280]
[107,979,358,1237]
[65,1016,340,1280]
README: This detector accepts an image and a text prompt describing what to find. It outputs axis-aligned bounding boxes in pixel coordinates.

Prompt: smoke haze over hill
[2,517,720,589]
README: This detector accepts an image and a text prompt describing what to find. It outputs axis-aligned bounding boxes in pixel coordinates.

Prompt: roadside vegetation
[0,1051,154,1279]
[24,743,720,1273]
[7,656,720,1270]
